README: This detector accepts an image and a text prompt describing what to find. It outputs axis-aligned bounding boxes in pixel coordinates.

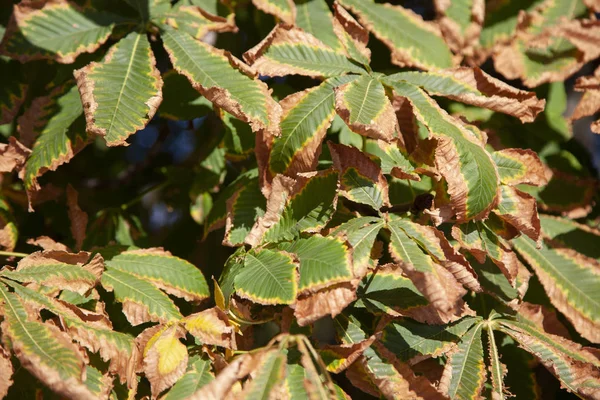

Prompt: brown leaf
[244,24,336,78]
[518,302,572,339]
[183,307,236,349]
[26,236,70,252]
[252,0,295,24]
[437,67,545,123]
[66,185,88,251]
[0,137,30,174]
[331,1,371,62]
[295,282,357,327]
[334,79,398,142]
[188,353,258,400]
[585,0,600,12]
[434,0,484,60]
[0,344,13,400]
[166,5,238,39]
[139,324,188,397]
[572,73,600,134]
[495,186,541,243]
[328,142,390,208]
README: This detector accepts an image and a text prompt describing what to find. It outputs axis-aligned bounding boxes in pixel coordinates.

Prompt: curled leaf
[295,282,357,326]
[0,137,30,174]
[183,307,235,348]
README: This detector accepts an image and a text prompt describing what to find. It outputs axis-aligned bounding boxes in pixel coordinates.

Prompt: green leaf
[0,1,114,63]
[165,4,236,39]
[247,170,338,245]
[334,75,396,141]
[223,177,266,246]
[440,322,485,400]
[251,0,295,24]
[338,0,454,70]
[479,0,544,49]
[74,31,162,146]
[471,257,518,303]
[295,0,341,51]
[84,365,112,399]
[239,349,287,399]
[21,83,86,202]
[162,26,279,131]
[332,216,384,271]
[513,235,600,343]
[101,267,182,325]
[162,358,215,400]
[105,248,209,302]
[159,70,213,120]
[380,317,478,362]
[270,75,357,176]
[0,283,92,399]
[278,235,352,292]
[125,0,171,22]
[234,249,298,305]
[540,214,600,261]
[385,81,499,221]
[487,326,508,400]
[364,139,419,180]
[244,25,366,78]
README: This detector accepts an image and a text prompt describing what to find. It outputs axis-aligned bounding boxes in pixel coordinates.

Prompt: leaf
[0,250,99,295]
[571,71,600,133]
[0,344,13,400]
[239,349,286,399]
[434,0,483,54]
[495,185,541,242]
[386,81,500,221]
[159,70,213,120]
[278,235,353,293]
[331,2,371,66]
[105,248,209,302]
[0,59,27,124]
[295,0,341,51]
[540,214,600,261]
[83,366,113,400]
[294,282,357,326]
[364,139,420,181]
[246,170,338,246]
[20,83,86,208]
[243,25,366,78]
[470,257,518,303]
[0,137,30,175]
[0,201,18,253]
[478,0,543,50]
[161,358,214,400]
[498,319,600,398]
[385,67,545,123]
[140,325,188,397]
[0,284,94,399]
[491,148,548,187]
[320,337,375,374]
[165,4,237,39]
[162,26,280,132]
[251,0,295,24]
[74,31,163,146]
[269,75,357,177]
[486,326,508,400]
[125,0,171,22]
[101,267,183,325]
[438,322,486,400]
[224,177,266,246]
[334,75,397,141]
[182,307,235,348]
[233,249,298,305]
[6,280,134,383]
[513,235,600,343]
[66,185,88,251]
[338,0,455,70]
[329,142,390,210]
[0,0,114,63]
[332,216,384,273]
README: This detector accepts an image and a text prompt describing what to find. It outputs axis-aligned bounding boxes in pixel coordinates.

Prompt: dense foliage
[0,0,599,399]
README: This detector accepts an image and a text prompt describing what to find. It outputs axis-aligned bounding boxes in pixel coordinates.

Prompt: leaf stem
[0,251,28,258]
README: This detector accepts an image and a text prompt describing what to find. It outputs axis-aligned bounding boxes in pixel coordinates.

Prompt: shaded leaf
[252,0,295,24]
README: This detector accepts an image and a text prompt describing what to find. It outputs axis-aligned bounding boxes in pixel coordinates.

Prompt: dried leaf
[320,336,376,373]
[572,72,600,133]
[26,236,70,252]
[295,282,357,326]
[331,1,371,65]
[492,148,549,186]
[434,0,484,58]
[0,345,13,400]
[0,137,30,174]
[251,0,295,24]
[66,185,88,251]
[495,185,541,243]
[183,307,236,349]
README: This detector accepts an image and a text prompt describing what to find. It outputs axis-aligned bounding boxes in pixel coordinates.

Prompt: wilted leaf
[0,0,114,63]
[331,1,371,66]
[513,235,600,343]
[106,248,209,302]
[435,0,484,56]
[66,185,88,251]
[320,336,375,373]
[0,344,13,400]
[385,67,545,123]
[338,0,455,70]
[246,170,338,246]
[269,76,357,177]
[387,81,500,221]
[491,148,549,186]
[183,307,235,348]
[332,216,384,273]
[0,137,29,175]
[329,142,390,210]
[251,0,295,24]
[162,26,281,132]
[294,282,357,326]
[571,71,600,133]
[161,358,214,400]
[495,185,541,242]
[238,349,287,399]
[334,75,397,141]
[74,31,163,146]
[165,4,237,39]
[243,24,366,78]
